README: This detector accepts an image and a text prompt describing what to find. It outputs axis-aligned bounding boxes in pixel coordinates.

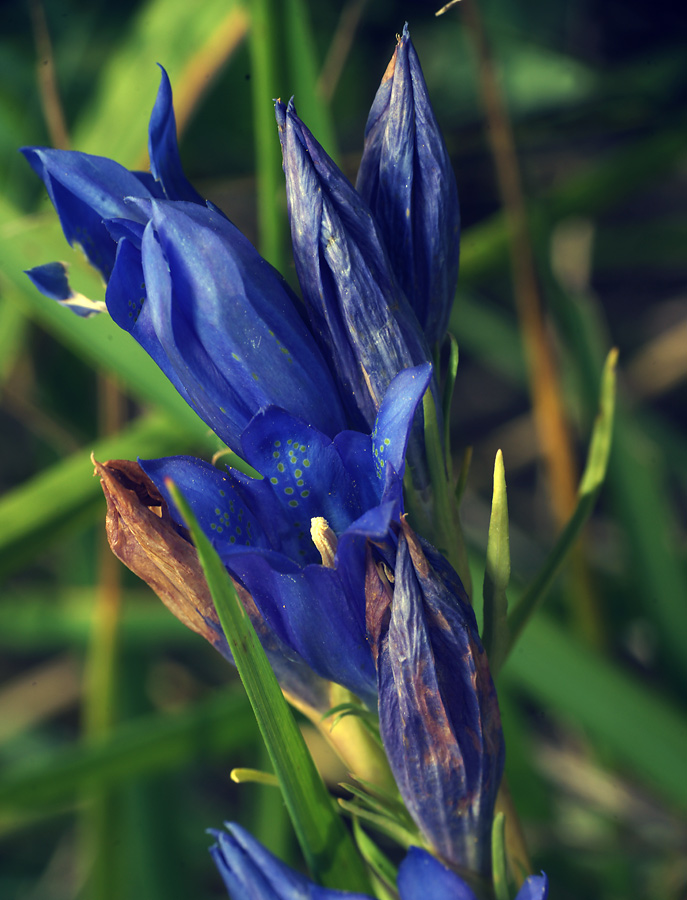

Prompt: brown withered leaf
[93,456,226,652]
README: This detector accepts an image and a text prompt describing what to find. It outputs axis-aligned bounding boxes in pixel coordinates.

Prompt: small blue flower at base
[140,364,432,707]
[209,824,548,900]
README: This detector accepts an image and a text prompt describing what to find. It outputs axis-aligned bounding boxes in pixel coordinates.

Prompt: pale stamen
[310,517,338,568]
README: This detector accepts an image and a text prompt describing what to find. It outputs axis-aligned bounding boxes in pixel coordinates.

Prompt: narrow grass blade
[166,481,371,894]
[249,0,287,270]
[491,812,509,900]
[0,410,199,578]
[502,614,687,811]
[285,0,338,161]
[0,690,254,817]
[505,348,617,654]
[482,450,511,675]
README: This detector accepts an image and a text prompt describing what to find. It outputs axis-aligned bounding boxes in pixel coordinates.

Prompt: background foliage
[0,1,685,898]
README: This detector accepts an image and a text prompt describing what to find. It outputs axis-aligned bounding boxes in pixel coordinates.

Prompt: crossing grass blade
[166,480,372,894]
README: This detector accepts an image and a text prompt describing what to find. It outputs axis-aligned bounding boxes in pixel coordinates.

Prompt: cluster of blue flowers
[23,25,547,900]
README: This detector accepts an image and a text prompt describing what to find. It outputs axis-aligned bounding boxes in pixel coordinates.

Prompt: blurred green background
[0,0,686,898]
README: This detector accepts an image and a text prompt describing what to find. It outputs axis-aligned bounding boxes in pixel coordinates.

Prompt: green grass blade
[505,349,617,653]
[502,614,687,811]
[166,481,372,894]
[491,812,509,900]
[72,0,246,165]
[285,0,338,161]
[249,0,286,270]
[0,690,254,817]
[0,410,200,577]
[482,450,511,676]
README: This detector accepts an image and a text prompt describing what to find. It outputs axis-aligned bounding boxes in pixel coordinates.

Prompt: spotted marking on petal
[255,435,327,560]
[205,475,259,549]
[371,421,390,479]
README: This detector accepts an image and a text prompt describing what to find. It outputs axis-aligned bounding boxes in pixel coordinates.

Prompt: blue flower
[356,25,460,347]
[209,824,548,900]
[366,519,505,875]
[139,364,432,706]
[22,71,347,451]
[276,98,433,432]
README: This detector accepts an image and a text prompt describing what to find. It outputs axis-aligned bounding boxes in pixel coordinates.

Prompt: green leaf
[502,614,687,811]
[504,348,617,655]
[0,410,201,578]
[482,449,511,675]
[491,812,509,900]
[0,690,254,819]
[285,0,338,161]
[249,0,287,270]
[441,333,460,466]
[166,481,372,894]
[352,819,398,900]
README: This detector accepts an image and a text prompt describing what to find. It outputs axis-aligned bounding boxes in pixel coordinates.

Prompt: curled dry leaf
[93,456,228,652]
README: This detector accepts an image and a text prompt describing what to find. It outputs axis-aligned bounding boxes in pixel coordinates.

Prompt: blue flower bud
[276,98,432,431]
[356,24,460,347]
[367,519,505,876]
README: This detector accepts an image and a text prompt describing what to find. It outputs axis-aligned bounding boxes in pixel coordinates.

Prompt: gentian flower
[22,71,348,451]
[276,98,433,432]
[139,364,432,707]
[209,823,548,900]
[356,25,460,347]
[366,518,505,876]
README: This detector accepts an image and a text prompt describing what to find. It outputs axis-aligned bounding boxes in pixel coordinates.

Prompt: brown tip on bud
[381,46,398,86]
[93,458,222,649]
[399,515,430,577]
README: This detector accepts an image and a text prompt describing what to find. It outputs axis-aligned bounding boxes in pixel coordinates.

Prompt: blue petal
[141,200,347,447]
[276,99,432,430]
[356,25,460,346]
[20,147,153,279]
[209,824,374,900]
[239,408,367,562]
[516,873,549,900]
[138,455,270,552]
[397,847,476,900]
[24,262,106,317]
[148,66,205,203]
[370,363,432,483]
[218,548,377,703]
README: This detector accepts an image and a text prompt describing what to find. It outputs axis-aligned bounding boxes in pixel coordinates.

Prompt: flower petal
[20,146,154,279]
[141,200,347,447]
[24,261,107,317]
[516,873,549,900]
[148,66,205,203]
[209,823,373,900]
[397,847,476,900]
